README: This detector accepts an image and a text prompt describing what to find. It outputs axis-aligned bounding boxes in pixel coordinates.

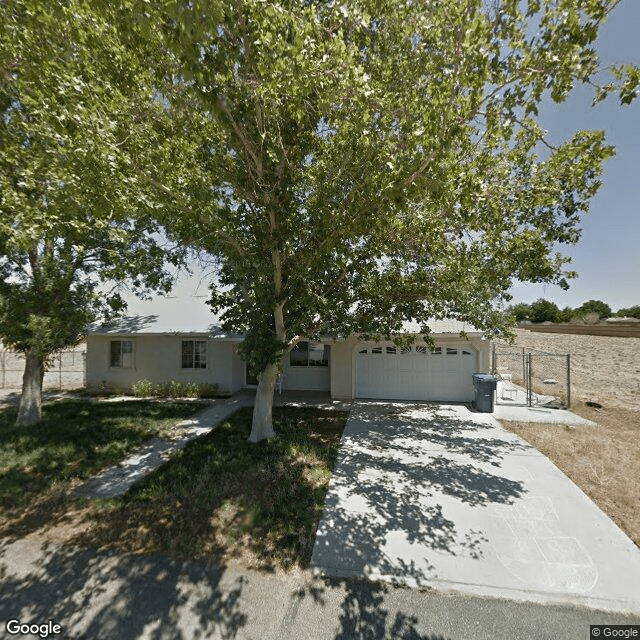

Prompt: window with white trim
[182,340,207,369]
[290,341,329,366]
[110,340,133,368]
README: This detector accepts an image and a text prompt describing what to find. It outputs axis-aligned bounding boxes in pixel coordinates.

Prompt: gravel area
[497,329,640,411]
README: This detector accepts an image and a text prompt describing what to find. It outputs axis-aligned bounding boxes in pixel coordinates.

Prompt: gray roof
[88,315,243,340]
[88,315,481,339]
[399,318,482,335]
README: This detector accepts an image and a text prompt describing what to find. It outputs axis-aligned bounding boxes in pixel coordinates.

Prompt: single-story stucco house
[86,314,492,403]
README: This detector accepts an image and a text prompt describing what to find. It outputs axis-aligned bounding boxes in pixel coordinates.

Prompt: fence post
[567,353,571,408]
[1,350,4,389]
[491,344,496,374]
[527,353,533,407]
[522,347,525,388]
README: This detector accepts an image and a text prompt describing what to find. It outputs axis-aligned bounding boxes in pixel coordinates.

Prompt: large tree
[147,0,638,442]
[0,1,184,425]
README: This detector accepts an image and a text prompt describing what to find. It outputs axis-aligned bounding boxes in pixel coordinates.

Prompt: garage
[354,342,477,402]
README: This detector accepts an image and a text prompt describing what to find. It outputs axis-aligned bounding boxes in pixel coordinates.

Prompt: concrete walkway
[311,401,640,614]
[72,393,255,499]
[72,391,351,500]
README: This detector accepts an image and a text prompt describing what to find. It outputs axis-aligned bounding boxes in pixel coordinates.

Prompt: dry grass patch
[499,402,640,548]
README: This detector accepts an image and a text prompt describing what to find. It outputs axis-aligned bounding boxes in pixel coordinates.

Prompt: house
[86,315,491,402]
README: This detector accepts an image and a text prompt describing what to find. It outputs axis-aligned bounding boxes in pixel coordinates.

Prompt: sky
[123,1,640,323]
[508,1,640,311]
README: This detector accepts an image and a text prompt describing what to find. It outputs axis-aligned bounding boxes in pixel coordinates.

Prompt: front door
[245,364,258,386]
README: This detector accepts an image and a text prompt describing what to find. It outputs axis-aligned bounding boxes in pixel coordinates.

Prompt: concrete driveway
[311,401,640,614]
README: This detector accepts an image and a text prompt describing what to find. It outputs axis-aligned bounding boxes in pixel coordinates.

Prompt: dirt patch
[499,402,640,549]
[496,329,640,410]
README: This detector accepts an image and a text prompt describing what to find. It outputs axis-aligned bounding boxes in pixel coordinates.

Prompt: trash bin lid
[472,373,497,382]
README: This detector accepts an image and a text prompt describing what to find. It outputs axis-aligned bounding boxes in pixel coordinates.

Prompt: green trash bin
[472,373,497,412]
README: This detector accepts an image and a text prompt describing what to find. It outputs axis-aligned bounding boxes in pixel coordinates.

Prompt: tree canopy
[575,299,612,319]
[0,1,184,424]
[143,0,638,440]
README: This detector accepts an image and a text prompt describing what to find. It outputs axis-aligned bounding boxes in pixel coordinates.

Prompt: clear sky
[509,0,640,311]
[123,1,640,322]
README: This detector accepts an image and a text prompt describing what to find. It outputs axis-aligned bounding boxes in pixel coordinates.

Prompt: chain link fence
[0,347,86,391]
[492,346,571,409]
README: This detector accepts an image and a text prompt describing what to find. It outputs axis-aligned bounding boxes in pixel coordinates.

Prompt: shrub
[130,380,219,399]
[131,379,155,397]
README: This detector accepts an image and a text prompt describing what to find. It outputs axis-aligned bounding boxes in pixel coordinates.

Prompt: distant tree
[0,2,183,425]
[575,299,612,319]
[528,299,560,323]
[507,303,531,322]
[556,306,574,323]
[615,306,640,319]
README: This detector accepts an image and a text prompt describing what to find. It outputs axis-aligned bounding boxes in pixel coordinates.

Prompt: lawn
[0,398,208,512]
[2,405,348,573]
[498,402,640,549]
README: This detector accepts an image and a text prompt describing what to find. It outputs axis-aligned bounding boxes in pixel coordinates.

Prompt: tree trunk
[16,350,45,426]
[248,361,278,443]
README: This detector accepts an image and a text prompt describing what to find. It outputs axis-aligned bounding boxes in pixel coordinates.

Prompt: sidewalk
[1,537,638,640]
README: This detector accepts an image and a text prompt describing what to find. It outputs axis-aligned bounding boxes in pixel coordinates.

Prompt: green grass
[0,399,208,510]
[77,406,348,570]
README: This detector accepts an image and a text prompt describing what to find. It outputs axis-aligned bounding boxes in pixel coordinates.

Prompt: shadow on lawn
[54,407,348,571]
[0,399,207,539]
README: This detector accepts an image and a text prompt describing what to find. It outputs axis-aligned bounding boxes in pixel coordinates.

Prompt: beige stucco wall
[329,335,492,400]
[86,332,492,400]
[86,334,243,394]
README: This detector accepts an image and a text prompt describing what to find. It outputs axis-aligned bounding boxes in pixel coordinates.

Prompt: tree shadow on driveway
[311,402,530,586]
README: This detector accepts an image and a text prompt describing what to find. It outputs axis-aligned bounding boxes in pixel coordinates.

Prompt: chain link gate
[491,346,571,409]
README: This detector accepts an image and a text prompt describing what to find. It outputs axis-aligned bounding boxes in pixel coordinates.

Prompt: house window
[290,341,329,366]
[182,340,207,369]
[110,340,133,368]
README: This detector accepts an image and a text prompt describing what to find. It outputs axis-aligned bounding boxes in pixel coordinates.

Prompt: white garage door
[355,343,477,402]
